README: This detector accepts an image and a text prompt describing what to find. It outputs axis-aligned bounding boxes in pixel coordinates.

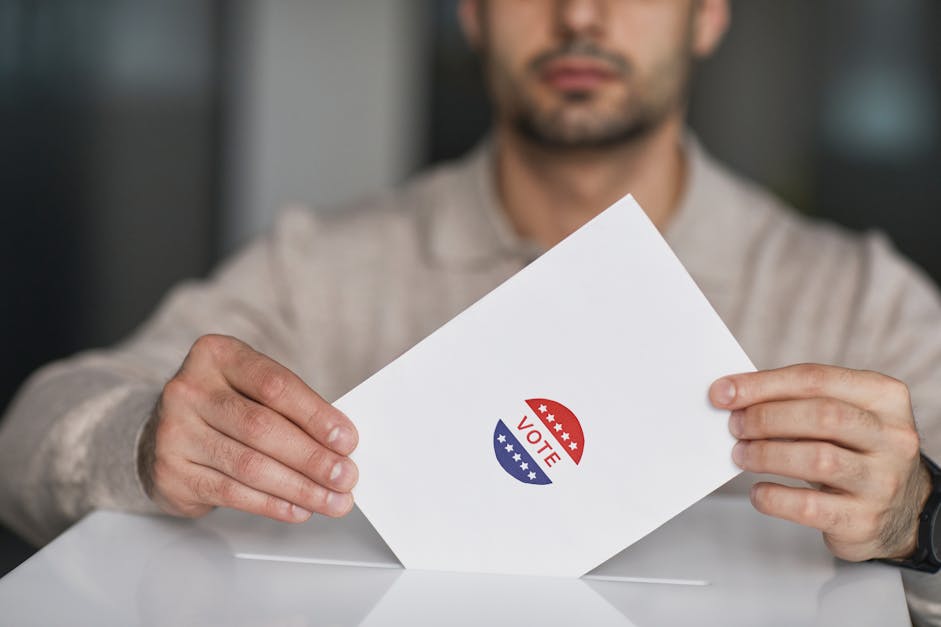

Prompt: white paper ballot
[335,194,754,577]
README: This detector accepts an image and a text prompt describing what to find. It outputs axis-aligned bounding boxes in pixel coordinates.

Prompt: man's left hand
[710,363,932,562]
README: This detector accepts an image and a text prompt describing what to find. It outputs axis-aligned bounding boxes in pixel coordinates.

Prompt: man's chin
[513,111,653,150]
[558,90,595,103]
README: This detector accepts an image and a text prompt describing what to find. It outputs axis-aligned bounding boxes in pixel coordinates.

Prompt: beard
[512,89,669,149]
[487,38,693,150]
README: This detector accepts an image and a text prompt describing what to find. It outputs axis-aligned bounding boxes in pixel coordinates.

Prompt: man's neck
[494,116,687,248]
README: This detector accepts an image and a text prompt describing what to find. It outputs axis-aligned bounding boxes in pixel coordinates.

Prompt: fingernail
[327,425,356,453]
[732,441,746,467]
[729,410,744,436]
[330,460,358,491]
[291,504,312,521]
[712,378,736,406]
[326,491,352,516]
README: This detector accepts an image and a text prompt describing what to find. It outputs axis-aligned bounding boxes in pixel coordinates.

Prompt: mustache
[527,39,631,75]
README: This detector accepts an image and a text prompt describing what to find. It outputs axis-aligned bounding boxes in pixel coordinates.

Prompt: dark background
[1,0,939,577]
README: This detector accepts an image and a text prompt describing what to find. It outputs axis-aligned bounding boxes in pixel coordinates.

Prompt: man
[2,0,940,618]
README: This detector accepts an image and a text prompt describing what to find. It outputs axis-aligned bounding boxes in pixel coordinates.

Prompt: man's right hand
[142,334,359,523]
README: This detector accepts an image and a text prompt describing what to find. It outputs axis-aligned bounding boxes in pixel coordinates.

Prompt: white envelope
[335,194,753,577]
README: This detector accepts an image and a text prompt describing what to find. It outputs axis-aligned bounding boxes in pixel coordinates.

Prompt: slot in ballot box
[0,495,909,626]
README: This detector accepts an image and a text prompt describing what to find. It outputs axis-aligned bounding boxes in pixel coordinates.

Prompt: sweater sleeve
[848,233,941,626]
[0,208,315,546]
[849,233,941,458]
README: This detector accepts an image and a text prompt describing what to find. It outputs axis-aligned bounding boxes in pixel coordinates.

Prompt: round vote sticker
[492,398,585,485]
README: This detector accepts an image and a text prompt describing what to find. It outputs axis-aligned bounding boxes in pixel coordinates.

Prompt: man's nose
[556,0,607,38]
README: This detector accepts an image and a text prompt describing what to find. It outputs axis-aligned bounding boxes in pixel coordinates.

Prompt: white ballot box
[0,496,909,626]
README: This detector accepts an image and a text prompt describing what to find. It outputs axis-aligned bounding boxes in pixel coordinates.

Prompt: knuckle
[746,442,767,470]
[801,364,829,395]
[294,479,320,509]
[742,441,767,472]
[846,458,868,486]
[747,405,768,436]
[813,446,839,477]
[233,449,266,483]
[191,333,233,359]
[240,406,275,441]
[214,390,242,423]
[799,492,820,525]
[189,473,217,503]
[205,434,235,468]
[264,494,289,519]
[884,377,912,406]
[303,446,328,477]
[893,426,921,460]
[817,399,844,433]
[305,402,327,432]
[256,368,288,406]
[217,477,239,504]
[203,434,223,463]
[854,406,881,435]
[307,404,327,429]
[161,377,198,409]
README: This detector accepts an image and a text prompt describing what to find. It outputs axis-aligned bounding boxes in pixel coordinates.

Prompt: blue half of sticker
[493,419,551,485]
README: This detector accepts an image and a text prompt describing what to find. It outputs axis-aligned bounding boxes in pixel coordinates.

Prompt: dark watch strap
[878,453,941,574]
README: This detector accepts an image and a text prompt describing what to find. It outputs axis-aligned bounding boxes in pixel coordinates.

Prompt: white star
[546,413,555,422]
[528,471,537,480]
[561,432,570,441]
[497,434,506,443]
[538,404,547,413]
[569,442,578,450]
[505,444,514,452]
[520,462,529,470]
[554,423,563,432]
[512,453,521,462]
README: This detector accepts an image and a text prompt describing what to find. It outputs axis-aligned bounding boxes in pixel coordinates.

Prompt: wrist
[877,453,941,573]
[885,459,933,560]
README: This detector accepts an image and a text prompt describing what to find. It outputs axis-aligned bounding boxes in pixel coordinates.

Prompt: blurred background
[1,0,939,575]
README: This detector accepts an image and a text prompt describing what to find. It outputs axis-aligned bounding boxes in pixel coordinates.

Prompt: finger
[193,427,355,518]
[200,391,358,492]
[749,481,856,535]
[185,463,315,523]
[729,398,883,453]
[732,440,868,492]
[710,364,908,414]
[219,342,358,455]
[147,449,214,519]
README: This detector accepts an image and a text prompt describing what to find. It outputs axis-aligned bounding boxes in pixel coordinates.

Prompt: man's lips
[539,58,620,92]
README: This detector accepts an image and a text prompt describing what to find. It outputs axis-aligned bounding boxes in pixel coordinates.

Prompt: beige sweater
[2,139,941,618]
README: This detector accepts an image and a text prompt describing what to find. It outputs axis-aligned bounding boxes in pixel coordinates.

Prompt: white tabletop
[0,495,910,626]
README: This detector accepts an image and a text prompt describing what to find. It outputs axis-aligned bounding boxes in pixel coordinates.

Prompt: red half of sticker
[525,398,584,464]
